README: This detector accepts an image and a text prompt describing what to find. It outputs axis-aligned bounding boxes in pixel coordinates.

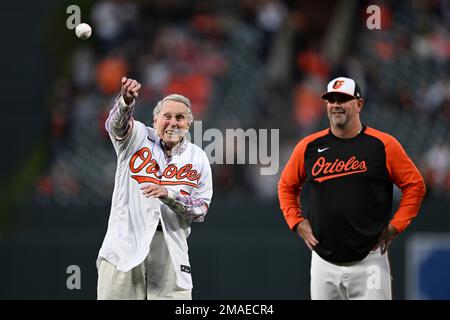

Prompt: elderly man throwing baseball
[97,77,213,300]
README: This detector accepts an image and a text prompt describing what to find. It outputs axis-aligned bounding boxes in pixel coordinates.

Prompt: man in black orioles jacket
[278,76,426,300]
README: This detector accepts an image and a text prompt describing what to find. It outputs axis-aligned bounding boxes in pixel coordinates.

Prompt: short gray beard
[330,115,347,128]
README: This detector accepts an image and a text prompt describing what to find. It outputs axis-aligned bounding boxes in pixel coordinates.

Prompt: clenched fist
[121,77,141,105]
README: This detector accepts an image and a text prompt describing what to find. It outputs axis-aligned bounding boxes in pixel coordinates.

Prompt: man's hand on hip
[373,223,399,255]
[296,219,319,251]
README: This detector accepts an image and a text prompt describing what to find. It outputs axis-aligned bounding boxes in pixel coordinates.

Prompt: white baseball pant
[310,248,392,300]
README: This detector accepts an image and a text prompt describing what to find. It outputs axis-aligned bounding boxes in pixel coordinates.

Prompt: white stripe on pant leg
[310,251,346,300]
[145,232,192,300]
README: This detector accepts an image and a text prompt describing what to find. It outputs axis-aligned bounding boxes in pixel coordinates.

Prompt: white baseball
[75,23,92,40]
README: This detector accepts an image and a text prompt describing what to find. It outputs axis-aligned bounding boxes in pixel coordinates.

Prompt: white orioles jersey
[98,97,213,290]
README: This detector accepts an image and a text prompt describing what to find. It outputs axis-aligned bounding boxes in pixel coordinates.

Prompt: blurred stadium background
[0,0,449,299]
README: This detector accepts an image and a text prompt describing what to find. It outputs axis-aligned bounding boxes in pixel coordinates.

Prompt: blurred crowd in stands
[37,0,450,206]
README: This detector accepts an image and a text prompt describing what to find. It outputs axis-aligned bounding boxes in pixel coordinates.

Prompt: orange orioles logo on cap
[332,80,345,89]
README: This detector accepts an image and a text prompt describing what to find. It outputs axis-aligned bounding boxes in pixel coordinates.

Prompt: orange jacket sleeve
[278,141,307,231]
[385,137,426,233]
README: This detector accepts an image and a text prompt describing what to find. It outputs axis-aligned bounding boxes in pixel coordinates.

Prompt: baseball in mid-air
[75,23,92,40]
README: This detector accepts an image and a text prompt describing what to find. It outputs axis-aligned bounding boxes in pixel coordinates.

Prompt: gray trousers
[97,232,192,300]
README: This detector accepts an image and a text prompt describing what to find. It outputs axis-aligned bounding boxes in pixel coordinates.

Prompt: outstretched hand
[373,224,399,255]
[121,77,141,105]
[296,219,319,251]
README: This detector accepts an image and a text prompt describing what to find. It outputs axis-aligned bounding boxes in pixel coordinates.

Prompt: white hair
[153,94,193,125]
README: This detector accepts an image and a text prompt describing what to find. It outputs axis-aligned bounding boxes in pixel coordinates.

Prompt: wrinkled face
[325,94,362,129]
[154,100,190,147]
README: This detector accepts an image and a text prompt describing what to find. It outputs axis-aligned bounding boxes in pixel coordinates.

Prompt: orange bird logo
[332,80,345,89]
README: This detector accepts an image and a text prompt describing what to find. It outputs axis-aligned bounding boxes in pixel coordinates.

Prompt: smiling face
[325,93,363,130]
[153,100,191,149]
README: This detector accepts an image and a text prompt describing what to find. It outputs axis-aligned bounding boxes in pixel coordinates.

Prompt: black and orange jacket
[278,125,426,263]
